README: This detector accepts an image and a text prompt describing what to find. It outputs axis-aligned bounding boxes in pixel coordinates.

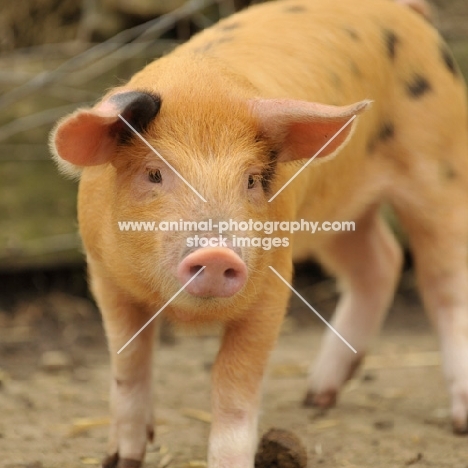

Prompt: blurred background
[1,1,468,467]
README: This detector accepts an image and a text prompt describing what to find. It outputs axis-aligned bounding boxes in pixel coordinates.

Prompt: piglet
[50,0,468,466]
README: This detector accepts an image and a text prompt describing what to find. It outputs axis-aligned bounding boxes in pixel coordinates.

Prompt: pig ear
[50,91,161,168]
[250,99,371,162]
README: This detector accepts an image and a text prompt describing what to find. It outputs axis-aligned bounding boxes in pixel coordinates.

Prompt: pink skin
[177,247,248,298]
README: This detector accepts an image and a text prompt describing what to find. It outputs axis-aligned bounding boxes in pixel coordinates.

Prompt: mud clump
[255,428,307,468]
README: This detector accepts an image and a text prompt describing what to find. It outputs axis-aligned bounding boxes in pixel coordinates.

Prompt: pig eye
[148,169,162,183]
[248,175,259,189]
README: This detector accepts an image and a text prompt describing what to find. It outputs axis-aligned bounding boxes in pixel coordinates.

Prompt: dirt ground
[1,270,468,468]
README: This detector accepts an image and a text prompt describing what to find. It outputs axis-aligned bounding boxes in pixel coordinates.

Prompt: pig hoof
[147,424,155,442]
[118,459,142,468]
[302,389,337,408]
[452,418,468,435]
[102,453,119,468]
[450,393,468,434]
[453,424,468,435]
[101,453,142,468]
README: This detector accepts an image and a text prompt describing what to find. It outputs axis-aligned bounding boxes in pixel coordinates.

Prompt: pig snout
[177,247,247,298]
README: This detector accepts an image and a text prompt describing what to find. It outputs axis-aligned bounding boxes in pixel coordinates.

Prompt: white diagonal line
[118,114,207,202]
[268,115,356,203]
[117,266,206,354]
[269,266,357,353]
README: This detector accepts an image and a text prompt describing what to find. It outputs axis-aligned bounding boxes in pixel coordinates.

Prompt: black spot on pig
[330,72,342,90]
[344,27,360,41]
[216,36,234,45]
[284,5,308,13]
[194,42,214,53]
[440,43,459,77]
[109,91,161,144]
[350,61,362,77]
[367,138,377,154]
[383,29,398,60]
[440,160,458,181]
[379,122,395,142]
[367,121,395,153]
[406,74,432,98]
[195,37,234,52]
[220,21,241,31]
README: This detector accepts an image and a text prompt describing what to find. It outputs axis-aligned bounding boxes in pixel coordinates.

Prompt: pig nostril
[189,265,204,276]
[224,268,237,278]
[178,248,247,297]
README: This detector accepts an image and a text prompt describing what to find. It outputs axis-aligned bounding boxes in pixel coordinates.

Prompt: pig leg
[208,286,290,468]
[90,268,157,468]
[304,209,403,407]
[396,206,468,433]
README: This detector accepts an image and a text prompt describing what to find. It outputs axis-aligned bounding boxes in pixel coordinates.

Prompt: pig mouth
[176,246,248,298]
